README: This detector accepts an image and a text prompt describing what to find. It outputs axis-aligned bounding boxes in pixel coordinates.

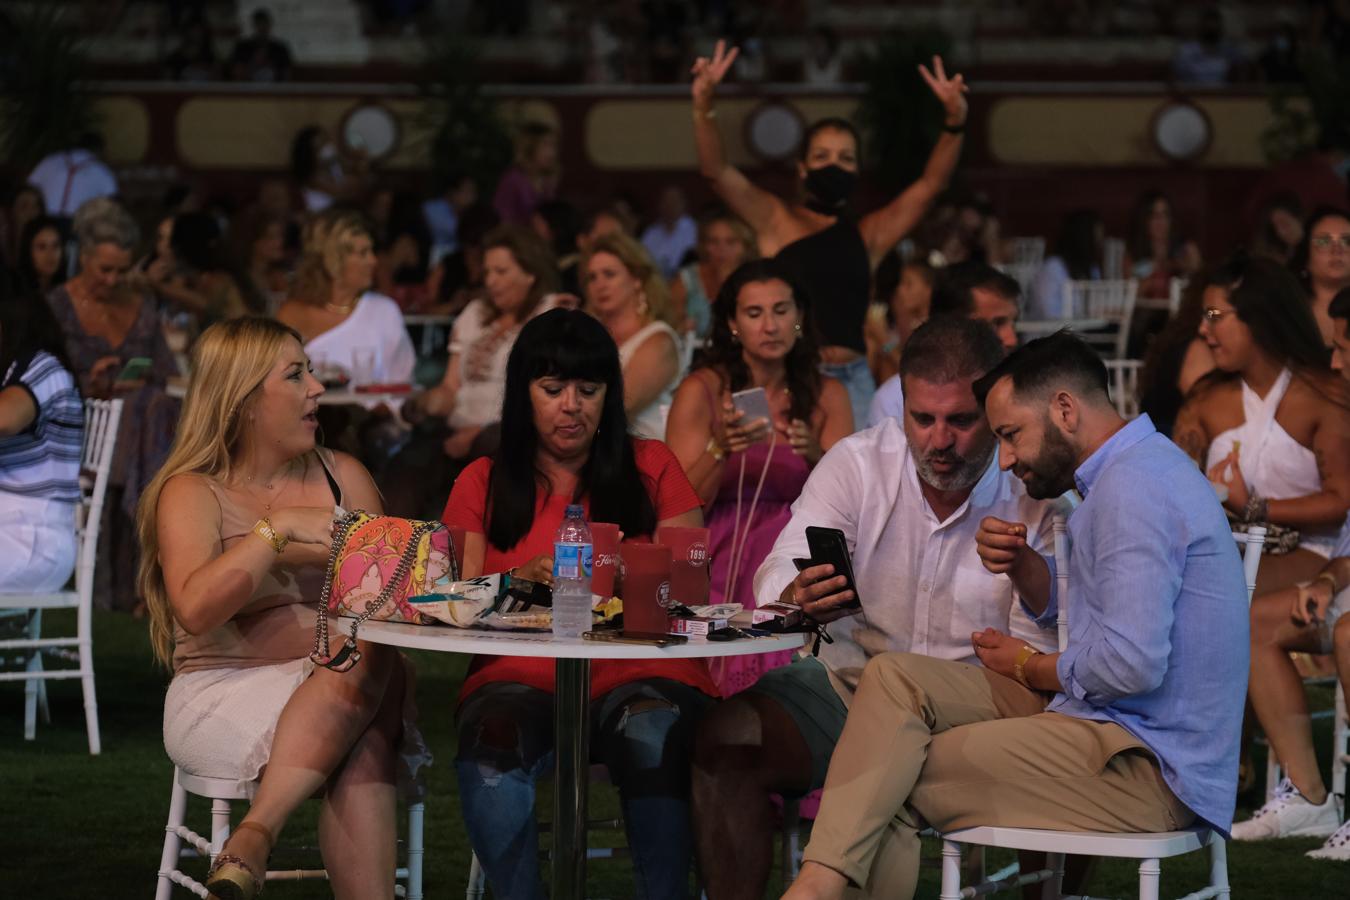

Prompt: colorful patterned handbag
[311,511,459,671]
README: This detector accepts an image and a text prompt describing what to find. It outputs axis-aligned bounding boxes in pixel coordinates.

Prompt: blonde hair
[290,208,372,306]
[582,231,676,328]
[137,317,308,666]
[698,210,758,261]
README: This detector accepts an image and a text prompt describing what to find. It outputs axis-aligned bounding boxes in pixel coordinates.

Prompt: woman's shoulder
[358,291,405,321]
[159,471,224,516]
[632,437,681,471]
[1292,369,1350,418]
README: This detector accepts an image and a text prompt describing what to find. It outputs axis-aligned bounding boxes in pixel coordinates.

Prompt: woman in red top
[442,308,711,900]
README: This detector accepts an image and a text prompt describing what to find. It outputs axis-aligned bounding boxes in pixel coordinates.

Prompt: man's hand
[971,627,1024,679]
[1291,579,1335,627]
[781,563,856,624]
[976,516,1029,575]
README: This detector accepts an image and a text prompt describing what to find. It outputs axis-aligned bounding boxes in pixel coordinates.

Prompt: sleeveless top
[618,319,683,440]
[677,263,713,340]
[772,216,871,353]
[171,451,345,674]
[1205,368,1340,557]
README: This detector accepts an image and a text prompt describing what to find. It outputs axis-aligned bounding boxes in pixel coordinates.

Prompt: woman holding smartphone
[47,197,180,613]
[665,260,852,697]
[442,308,713,900]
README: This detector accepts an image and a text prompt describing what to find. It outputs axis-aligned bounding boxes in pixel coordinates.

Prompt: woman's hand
[783,418,822,464]
[1208,448,1249,511]
[512,554,555,588]
[690,39,739,110]
[85,355,122,400]
[720,400,770,454]
[272,506,339,548]
[918,56,969,127]
[1291,580,1335,627]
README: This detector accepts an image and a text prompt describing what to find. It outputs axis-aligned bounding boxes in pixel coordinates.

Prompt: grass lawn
[3,609,1349,898]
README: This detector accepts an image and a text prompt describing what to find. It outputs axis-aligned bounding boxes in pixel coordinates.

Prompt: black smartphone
[804,526,862,611]
[582,630,688,647]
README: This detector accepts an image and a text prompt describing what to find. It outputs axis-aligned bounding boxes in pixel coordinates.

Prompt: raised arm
[858,56,969,268]
[691,40,787,239]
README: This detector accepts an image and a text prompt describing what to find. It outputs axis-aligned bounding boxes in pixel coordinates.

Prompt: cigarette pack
[750,603,804,628]
[670,615,730,636]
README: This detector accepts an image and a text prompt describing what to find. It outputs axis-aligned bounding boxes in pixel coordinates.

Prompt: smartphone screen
[732,387,773,432]
[804,526,862,611]
[115,357,152,383]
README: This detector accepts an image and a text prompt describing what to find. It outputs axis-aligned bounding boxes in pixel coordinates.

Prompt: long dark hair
[1054,208,1103,280]
[173,211,268,314]
[1205,253,1326,373]
[698,259,822,422]
[1127,191,1179,264]
[1138,278,1209,435]
[0,279,76,386]
[485,308,656,551]
[15,215,68,295]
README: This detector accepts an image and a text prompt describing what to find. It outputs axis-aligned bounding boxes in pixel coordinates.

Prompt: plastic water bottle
[552,505,594,637]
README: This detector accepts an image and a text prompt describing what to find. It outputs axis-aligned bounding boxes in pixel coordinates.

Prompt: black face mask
[803,164,857,213]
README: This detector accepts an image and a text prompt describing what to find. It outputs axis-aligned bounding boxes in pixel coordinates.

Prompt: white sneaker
[1230,778,1341,840]
[1307,816,1350,861]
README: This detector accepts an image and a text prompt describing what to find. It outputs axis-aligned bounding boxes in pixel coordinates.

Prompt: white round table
[340,618,803,899]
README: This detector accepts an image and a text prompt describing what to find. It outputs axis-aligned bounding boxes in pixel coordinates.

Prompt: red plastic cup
[590,522,622,598]
[656,526,711,608]
[619,541,673,633]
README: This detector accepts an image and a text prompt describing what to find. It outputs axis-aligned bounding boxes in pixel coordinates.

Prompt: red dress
[443,438,718,703]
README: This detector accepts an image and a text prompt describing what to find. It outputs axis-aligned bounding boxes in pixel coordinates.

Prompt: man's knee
[692,696,768,774]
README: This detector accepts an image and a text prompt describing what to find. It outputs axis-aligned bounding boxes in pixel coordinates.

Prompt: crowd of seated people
[7,34,1350,899]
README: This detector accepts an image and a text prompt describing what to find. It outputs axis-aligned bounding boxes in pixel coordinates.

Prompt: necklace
[240,462,294,512]
[324,300,356,315]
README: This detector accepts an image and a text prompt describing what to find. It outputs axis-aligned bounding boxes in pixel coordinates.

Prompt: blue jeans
[821,356,875,432]
[455,679,711,900]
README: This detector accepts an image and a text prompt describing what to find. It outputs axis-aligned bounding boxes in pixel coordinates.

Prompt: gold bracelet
[252,518,288,555]
[694,106,717,120]
[1012,644,1040,689]
[1316,571,1340,594]
[706,436,726,462]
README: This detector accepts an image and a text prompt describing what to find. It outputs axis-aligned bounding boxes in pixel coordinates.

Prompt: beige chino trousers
[802,652,1195,898]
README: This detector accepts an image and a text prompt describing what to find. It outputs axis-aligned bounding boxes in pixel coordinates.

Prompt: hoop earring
[794,323,802,334]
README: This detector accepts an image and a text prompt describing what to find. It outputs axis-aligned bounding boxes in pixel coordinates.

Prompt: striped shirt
[0,351,83,503]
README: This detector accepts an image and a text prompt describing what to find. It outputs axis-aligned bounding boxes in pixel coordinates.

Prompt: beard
[911,439,994,493]
[1015,421,1079,499]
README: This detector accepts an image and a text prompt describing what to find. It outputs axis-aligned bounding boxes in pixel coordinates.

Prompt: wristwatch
[706,436,726,462]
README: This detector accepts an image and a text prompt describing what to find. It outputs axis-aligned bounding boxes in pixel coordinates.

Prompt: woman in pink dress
[666,259,853,697]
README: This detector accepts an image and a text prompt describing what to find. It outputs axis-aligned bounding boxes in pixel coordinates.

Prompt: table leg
[553,657,591,900]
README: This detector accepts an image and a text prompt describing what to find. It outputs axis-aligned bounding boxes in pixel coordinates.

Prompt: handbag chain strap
[311,514,434,671]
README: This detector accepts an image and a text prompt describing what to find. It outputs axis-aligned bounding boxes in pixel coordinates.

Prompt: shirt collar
[1073,414,1157,499]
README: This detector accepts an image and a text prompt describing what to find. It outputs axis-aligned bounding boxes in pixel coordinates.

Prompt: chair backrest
[1009,236,1046,268]
[1063,279,1138,358]
[76,399,124,599]
[1102,237,1126,280]
[1047,519,1266,653]
[1052,516,1070,651]
[1103,358,1143,419]
[1167,277,1187,316]
[1232,526,1266,606]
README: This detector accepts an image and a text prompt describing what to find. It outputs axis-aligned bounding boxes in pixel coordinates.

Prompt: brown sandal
[205,820,273,900]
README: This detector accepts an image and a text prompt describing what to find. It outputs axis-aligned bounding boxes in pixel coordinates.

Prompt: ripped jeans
[455,679,711,900]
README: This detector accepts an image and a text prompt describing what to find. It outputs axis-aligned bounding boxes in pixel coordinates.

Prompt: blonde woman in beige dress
[138,317,425,900]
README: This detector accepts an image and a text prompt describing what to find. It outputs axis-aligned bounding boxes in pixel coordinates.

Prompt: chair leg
[1043,851,1065,900]
[23,610,42,740]
[1137,857,1161,900]
[406,801,425,900]
[156,770,189,900]
[466,851,487,899]
[210,798,233,862]
[80,635,101,754]
[939,839,963,900]
[1209,838,1230,900]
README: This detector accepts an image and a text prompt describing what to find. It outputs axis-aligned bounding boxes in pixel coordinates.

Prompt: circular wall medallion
[744,101,806,162]
[340,103,401,161]
[1151,101,1212,163]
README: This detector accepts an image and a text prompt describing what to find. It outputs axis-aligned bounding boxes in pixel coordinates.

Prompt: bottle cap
[566,504,584,517]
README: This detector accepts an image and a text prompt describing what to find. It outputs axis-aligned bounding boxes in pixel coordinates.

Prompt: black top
[772,217,871,354]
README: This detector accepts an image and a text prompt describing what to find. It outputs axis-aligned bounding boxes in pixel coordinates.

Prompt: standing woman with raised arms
[690,40,969,427]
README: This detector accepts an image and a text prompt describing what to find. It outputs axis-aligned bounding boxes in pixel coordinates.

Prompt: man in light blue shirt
[782,331,1248,900]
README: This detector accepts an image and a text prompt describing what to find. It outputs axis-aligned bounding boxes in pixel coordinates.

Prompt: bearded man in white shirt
[690,316,1065,900]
